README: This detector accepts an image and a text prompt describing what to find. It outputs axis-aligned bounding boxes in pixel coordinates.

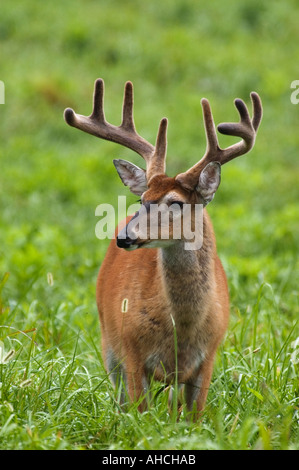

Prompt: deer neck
[159,212,215,319]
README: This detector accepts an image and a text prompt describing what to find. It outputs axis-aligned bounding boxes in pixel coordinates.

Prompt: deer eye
[169,200,184,209]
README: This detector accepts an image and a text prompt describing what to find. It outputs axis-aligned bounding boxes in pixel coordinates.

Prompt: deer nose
[116,236,135,249]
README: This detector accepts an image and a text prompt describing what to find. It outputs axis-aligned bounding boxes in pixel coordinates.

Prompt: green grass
[0,0,298,450]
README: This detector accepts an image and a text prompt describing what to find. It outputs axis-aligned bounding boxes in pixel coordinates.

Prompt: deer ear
[113,159,148,196]
[196,162,221,205]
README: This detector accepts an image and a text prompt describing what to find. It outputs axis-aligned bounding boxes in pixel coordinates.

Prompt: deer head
[64,79,262,249]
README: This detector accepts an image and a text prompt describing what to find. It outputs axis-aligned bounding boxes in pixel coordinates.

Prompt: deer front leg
[184,357,215,420]
[125,358,148,412]
[105,347,148,410]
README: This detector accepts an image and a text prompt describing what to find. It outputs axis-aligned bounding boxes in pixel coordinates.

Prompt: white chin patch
[124,244,139,251]
[142,240,176,249]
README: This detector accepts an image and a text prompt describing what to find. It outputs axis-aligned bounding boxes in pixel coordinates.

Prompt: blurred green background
[0,0,298,449]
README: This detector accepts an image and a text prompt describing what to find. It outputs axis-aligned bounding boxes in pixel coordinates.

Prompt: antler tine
[146,117,168,182]
[121,81,135,131]
[64,78,105,132]
[91,78,105,122]
[176,92,262,189]
[64,78,156,163]
[216,91,262,164]
[201,98,219,154]
[251,92,263,131]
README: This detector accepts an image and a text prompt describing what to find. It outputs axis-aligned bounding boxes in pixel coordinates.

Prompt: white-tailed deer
[64,79,262,418]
